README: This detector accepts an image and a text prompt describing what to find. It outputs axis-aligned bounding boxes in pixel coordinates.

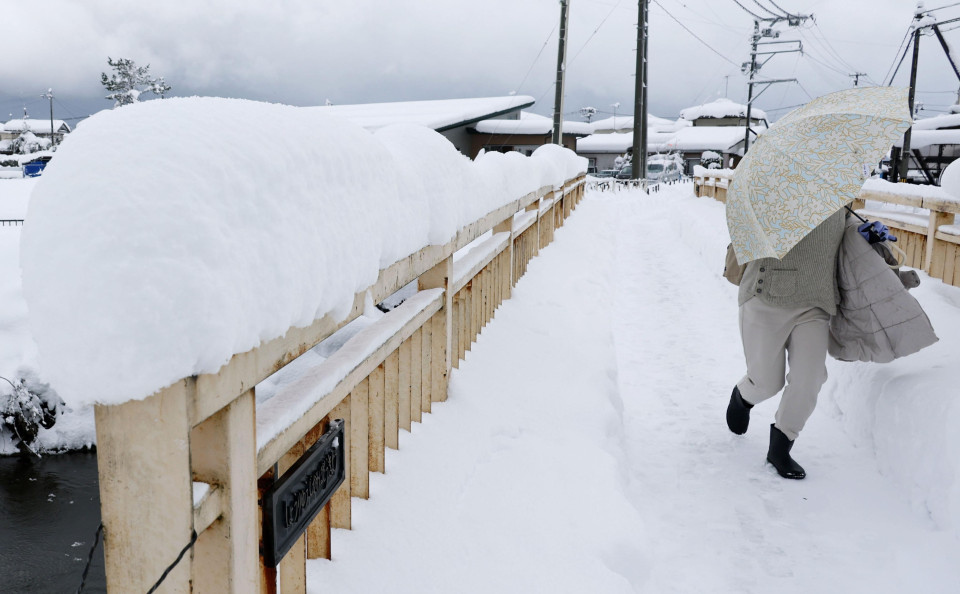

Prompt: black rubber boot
[767,424,806,480]
[726,386,753,435]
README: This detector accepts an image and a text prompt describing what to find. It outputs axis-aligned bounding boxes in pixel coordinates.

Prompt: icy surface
[18,97,583,408]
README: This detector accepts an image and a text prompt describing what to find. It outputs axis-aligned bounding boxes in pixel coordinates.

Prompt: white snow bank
[19,97,583,408]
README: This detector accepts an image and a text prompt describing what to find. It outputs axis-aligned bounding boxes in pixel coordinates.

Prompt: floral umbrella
[726,86,912,263]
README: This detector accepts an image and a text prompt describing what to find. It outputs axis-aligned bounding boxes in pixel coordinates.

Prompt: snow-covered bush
[11,131,51,155]
[700,150,722,169]
[1,370,62,455]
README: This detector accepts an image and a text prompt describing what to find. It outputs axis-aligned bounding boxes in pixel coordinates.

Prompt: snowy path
[609,190,958,593]
[309,185,959,593]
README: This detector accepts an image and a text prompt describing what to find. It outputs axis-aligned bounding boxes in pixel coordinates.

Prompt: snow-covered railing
[853,179,960,286]
[694,170,960,288]
[692,166,734,203]
[97,179,583,592]
[19,98,588,593]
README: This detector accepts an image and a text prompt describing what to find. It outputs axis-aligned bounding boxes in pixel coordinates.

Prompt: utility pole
[40,89,55,147]
[632,0,649,181]
[849,72,867,86]
[744,21,760,155]
[552,0,570,146]
[741,13,809,154]
[898,19,923,182]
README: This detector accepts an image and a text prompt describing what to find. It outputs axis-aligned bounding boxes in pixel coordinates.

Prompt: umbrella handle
[886,242,906,269]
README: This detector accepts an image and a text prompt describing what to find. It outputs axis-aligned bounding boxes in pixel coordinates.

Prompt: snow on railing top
[692,165,735,179]
[19,97,586,407]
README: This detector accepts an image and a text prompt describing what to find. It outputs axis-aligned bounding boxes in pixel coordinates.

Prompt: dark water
[0,451,105,593]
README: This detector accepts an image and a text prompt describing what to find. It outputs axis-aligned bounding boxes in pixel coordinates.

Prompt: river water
[0,451,105,593]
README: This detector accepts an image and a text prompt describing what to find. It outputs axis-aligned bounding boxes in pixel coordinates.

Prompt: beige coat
[828,223,938,363]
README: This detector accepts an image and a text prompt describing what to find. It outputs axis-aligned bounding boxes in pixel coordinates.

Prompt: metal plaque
[262,419,345,567]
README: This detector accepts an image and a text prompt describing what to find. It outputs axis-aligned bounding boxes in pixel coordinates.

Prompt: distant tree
[100,57,172,107]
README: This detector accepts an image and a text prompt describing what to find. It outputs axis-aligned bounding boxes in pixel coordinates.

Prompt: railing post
[95,382,195,593]
[419,255,452,402]
[495,216,513,303]
[191,388,259,592]
[926,210,955,273]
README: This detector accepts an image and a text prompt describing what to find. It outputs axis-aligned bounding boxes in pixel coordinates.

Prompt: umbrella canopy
[726,87,912,263]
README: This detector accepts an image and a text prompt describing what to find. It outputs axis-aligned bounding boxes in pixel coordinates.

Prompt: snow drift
[19,97,585,408]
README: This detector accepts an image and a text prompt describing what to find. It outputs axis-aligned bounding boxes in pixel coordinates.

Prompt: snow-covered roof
[589,114,686,134]
[315,95,535,132]
[662,126,747,152]
[473,111,593,136]
[2,119,70,134]
[680,98,766,122]
[893,129,960,149]
[576,131,679,153]
[912,113,960,131]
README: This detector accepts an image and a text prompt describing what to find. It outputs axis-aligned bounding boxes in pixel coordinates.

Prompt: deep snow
[1,175,959,591]
[17,98,584,408]
[306,183,959,592]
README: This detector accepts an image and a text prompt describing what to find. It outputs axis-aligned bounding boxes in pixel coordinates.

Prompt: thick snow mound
[19,97,582,407]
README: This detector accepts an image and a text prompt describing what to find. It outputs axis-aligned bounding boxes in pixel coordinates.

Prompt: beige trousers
[736,297,830,441]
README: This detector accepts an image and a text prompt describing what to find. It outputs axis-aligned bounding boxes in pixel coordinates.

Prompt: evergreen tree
[100,57,172,107]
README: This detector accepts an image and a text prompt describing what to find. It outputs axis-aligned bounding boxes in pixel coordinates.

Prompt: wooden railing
[693,171,960,288]
[691,167,733,203]
[94,174,585,593]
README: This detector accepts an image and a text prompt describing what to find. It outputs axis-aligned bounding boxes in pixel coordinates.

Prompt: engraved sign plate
[262,419,345,567]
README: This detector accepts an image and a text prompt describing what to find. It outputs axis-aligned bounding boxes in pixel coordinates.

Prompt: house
[0,118,71,153]
[671,98,769,173]
[469,111,593,159]
[317,95,535,157]
[575,115,687,172]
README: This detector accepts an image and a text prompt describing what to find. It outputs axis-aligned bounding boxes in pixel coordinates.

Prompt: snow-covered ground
[308,182,960,593]
[2,175,959,591]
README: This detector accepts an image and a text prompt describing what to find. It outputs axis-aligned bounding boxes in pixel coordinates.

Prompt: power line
[766,0,800,18]
[513,24,558,96]
[729,0,766,20]
[652,0,740,66]
[569,0,624,65]
[927,2,960,12]
[883,27,910,84]
[750,0,781,18]
[810,21,861,74]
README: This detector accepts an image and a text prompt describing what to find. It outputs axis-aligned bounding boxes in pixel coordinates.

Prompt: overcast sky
[3,0,957,126]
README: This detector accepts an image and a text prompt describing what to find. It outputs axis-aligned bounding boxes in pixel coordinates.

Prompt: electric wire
[568,0,624,66]
[881,28,913,85]
[730,0,767,21]
[750,0,781,18]
[811,21,862,74]
[766,0,799,18]
[927,2,960,12]
[652,0,740,66]
[513,24,558,98]
[886,33,915,85]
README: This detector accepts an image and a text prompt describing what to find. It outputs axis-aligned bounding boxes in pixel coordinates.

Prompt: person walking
[725,207,847,480]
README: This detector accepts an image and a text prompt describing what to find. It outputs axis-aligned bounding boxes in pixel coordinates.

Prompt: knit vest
[738,208,847,315]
